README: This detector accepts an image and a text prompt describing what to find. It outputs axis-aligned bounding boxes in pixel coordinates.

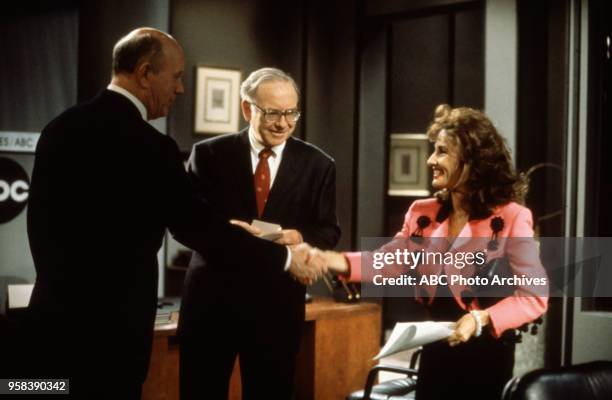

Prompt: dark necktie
[254,148,274,217]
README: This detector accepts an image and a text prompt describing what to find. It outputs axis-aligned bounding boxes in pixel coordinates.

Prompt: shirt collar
[107,83,148,120]
[248,126,287,157]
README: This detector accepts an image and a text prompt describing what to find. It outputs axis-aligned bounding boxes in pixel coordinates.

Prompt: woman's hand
[448,310,490,346]
[323,251,350,275]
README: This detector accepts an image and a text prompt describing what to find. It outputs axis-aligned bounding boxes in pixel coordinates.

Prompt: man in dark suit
[26,30,323,399]
[178,67,341,399]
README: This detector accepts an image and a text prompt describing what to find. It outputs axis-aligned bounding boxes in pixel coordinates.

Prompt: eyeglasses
[251,103,301,123]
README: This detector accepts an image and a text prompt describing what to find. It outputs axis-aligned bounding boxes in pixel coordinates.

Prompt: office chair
[347,349,421,400]
[502,361,612,400]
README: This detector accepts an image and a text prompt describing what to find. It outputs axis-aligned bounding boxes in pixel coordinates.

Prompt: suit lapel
[237,131,259,218]
[449,223,474,251]
[262,137,300,220]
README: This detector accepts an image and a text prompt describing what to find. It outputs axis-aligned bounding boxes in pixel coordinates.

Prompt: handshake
[288,243,329,285]
[230,219,349,285]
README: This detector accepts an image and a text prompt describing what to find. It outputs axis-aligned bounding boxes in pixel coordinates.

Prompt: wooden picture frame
[194,66,241,134]
[388,133,430,197]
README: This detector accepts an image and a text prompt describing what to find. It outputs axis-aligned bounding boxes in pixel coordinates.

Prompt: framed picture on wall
[388,133,430,197]
[194,66,241,134]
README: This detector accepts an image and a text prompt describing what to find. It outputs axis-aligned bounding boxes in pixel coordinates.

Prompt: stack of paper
[374,321,455,360]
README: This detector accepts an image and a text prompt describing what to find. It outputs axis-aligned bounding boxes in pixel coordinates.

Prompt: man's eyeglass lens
[264,110,300,123]
[253,104,301,123]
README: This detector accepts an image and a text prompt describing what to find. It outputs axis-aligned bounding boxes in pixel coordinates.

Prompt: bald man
[26,28,323,399]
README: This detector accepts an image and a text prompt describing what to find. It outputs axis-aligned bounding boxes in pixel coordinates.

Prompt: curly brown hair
[426,104,528,220]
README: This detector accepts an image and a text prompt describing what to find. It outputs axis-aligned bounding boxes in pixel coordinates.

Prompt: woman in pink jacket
[325,104,548,399]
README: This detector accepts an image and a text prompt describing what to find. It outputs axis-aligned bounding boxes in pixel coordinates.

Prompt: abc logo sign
[0,157,30,224]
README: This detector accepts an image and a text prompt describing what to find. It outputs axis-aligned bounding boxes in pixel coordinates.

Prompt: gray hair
[240,67,300,102]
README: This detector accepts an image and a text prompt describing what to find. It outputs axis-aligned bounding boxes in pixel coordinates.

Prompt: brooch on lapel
[487,216,505,250]
[410,215,431,244]
[505,316,544,345]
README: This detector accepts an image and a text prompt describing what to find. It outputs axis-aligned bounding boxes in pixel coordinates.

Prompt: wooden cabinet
[143,298,381,400]
[294,298,381,400]
[143,317,180,400]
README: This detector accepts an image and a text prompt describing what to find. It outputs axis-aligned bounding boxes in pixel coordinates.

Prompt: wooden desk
[143,298,381,400]
[294,298,381,400]
[143,315,180,400]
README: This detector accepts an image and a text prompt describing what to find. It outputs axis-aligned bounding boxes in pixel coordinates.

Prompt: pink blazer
[344,198,548,338]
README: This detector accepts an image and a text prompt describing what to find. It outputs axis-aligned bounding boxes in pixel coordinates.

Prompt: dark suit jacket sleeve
[185,142,216,206]
[299,160,340,250]
[161,137,287,274]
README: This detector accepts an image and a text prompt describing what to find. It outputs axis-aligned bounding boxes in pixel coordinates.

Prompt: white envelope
[252,219,282,241]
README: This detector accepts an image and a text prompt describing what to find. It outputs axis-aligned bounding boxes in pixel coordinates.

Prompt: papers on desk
[252,219,283,241]
[155,298,181,325]
[374,321,455,360]
[155,311,179,326]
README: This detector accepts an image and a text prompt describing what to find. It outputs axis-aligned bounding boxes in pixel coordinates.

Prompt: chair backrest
[502,361,612,400]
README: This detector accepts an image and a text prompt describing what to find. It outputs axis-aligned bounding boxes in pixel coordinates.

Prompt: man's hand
[288,243,328,285]
[229,219,262,236]
[275,229,303,245]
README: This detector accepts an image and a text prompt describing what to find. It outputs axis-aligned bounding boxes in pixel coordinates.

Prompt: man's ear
[135,62,152,89]
[241,100,252,122]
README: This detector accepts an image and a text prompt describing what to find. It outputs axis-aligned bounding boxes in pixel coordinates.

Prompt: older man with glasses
[178,67,341,399]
